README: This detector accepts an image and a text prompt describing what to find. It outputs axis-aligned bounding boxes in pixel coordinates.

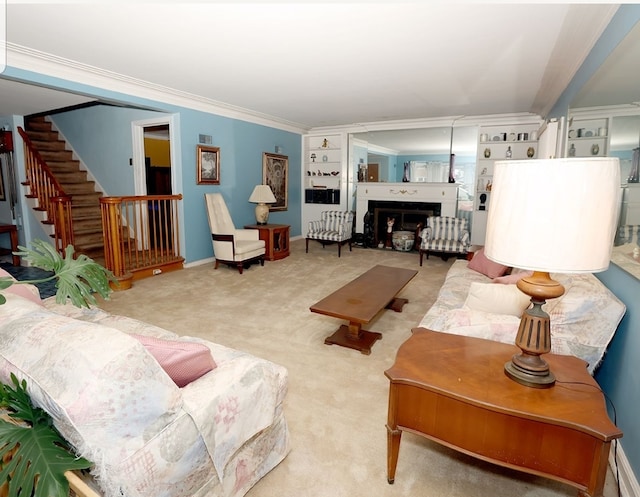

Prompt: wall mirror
[349,126,478,219]
[568,21,640,280]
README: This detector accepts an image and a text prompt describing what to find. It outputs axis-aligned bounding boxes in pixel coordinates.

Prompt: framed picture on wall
[262,152,288,211]
[196,145,220,185]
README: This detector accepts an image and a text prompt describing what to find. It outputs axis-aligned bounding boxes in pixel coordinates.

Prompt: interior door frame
[131,114,185,255]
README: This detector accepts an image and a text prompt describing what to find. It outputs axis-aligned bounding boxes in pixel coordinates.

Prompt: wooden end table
[244,224,290,261]
[0,224,20,266]
[385,328,622,497]
[310,265,417,354]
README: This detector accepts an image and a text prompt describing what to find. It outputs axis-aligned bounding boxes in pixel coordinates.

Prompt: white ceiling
[1,3,625,131]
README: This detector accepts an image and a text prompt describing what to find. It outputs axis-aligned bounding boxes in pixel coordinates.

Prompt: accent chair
[419,216,470,265]
[306,210,354,257]
[204,193,266,274]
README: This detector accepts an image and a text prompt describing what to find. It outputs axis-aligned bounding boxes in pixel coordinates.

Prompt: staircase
[23,117,105,261]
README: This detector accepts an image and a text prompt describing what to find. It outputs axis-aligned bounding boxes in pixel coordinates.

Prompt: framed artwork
[262,152,288,211]
[197,145,220,185]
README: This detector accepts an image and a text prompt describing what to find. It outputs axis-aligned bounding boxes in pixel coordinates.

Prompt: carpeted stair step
[37,149,74,162]
[74,231,105,248]
[27,139,67,152]
[26,130,60,142]
[70,192,103,206]
[24,119,53,133]
[45,161,83,174]
[54,170,88,183]
[72,204,102,219]
[73,216,102,230]
[59,181,97,195]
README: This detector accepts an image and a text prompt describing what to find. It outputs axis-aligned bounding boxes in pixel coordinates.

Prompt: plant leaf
[13,240,117,308]
[0,422,92,497]
[0,375,91,497]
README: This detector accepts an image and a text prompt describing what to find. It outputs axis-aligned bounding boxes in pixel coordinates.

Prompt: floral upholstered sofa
[0,273,290,497]
[419,250,626,374]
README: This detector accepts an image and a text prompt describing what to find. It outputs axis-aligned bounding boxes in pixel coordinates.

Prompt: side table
[385,328,622,497]
[244,224,290,261]
[0,224,20,266]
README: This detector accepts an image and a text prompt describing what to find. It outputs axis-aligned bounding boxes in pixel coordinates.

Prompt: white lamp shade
[485,157,621,273]
[249,185,276,204]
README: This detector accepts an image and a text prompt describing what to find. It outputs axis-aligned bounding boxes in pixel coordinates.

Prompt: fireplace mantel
[355,182,458,233]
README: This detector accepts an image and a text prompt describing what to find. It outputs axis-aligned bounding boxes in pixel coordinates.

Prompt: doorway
[367,163,379,182]
[143,125,172,195]
[131,115,184,253]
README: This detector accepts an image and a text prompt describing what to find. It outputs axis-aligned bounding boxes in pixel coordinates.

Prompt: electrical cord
[556,379,620,497]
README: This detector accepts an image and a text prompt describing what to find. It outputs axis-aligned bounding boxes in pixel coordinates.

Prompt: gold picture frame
[262,152,288,211]
[196,145,220,185]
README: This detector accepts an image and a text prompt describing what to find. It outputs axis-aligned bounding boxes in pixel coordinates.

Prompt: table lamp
[484,157,621,388]
[249,185,276,225]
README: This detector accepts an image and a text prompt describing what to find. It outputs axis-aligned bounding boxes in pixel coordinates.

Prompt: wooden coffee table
[310,265,417,354]
[385,329,622,497]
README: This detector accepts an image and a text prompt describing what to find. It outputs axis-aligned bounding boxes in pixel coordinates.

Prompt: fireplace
[355,183,459,239]
[369,200,441,247]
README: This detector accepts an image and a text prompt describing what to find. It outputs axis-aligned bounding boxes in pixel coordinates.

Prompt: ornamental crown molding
[6,43,308,135]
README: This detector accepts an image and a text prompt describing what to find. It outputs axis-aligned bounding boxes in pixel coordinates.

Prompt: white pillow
[464,282,531,317]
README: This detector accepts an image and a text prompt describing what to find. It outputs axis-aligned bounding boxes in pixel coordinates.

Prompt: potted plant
[0,240,115,308]
[0,240,117,497]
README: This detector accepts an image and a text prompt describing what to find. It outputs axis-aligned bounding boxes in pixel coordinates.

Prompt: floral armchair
[419,216,470,265]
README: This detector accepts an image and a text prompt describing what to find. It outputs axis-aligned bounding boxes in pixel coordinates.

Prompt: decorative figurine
[479,193,487,211]
[310,153,316,162]
[385,218,395,249]
[506,146,512,159]
[322,139,329,148]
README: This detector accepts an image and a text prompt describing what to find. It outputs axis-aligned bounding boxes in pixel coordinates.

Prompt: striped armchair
[306,211,354,257]
[419,216,470,266]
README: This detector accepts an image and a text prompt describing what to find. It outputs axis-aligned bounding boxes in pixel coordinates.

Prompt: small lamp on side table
[249,185,276,225]
[485,157,621,388]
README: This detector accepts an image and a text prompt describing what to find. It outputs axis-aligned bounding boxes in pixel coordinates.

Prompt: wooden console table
[385,329,622,497]
[0,224,20,266]
[244,224,290,261]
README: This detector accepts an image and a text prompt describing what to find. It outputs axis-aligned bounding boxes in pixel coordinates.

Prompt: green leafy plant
[0,239,117,307]
[0,374,92,497]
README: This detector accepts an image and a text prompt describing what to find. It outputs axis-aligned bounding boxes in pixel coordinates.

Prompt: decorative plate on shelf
[568,130,576,139]
[584,130,594,137]
[492,135,502,141]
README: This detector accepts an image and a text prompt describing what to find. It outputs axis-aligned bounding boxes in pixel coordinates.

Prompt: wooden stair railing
[101,194,184,289]
[17,127,73,253]
[51,195,74,252]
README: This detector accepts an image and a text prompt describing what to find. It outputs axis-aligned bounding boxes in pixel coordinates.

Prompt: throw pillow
[0,268,43,306]
[468,248,510,279]
[131,334,217,387]
[464,281,531,317]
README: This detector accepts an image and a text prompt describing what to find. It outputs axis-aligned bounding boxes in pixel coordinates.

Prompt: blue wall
[2,67,302,264]
[560,4,640,482]
[595,264,640,477]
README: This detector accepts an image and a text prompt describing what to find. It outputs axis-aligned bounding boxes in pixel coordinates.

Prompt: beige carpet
[98,239,618,497]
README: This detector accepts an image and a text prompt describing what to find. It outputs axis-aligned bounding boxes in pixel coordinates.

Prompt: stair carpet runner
[24,117,105,262]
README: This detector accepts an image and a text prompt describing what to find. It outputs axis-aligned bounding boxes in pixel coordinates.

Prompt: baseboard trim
[610,440,640,497]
